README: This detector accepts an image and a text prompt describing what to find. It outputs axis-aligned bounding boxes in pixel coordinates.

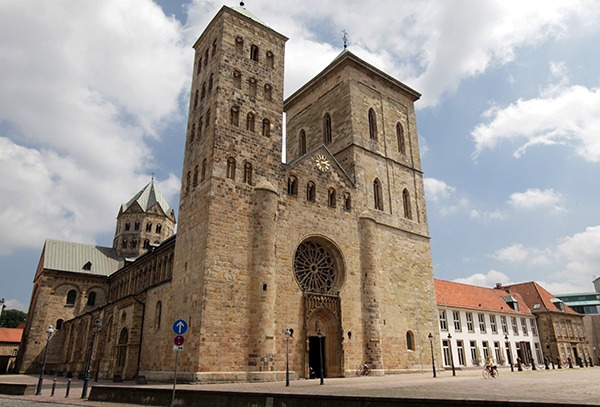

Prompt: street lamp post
[447,333,455,376]
[285,328,293,387]
[81,319,101,399]
[546,337,555,369]
[317,329,324,385]
[504,335,514,372]
[35,325,55,395]
[428,333,436,378]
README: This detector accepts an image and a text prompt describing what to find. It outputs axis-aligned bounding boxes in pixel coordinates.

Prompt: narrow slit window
[226,157,236,180]
[262,118,271,137]
[368,108,377,140]
[323,113,332,145]
[299,130,307,155]
[250,44,259,62]
[307,181,316,202]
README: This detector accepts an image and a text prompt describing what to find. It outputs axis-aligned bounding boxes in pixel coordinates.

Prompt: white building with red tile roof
[435,279,543,370]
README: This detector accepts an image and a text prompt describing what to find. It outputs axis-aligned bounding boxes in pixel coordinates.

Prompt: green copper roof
[122,180,173,215]
[43,239,121,276]
[229,5,271,29]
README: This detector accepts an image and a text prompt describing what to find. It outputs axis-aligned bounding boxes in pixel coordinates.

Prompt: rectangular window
[466,312,474,332]
[490,315,498,333]
[535,343,543,363]
[501,316,508,335]
[482,341,490,359]
[478,314,486,333]
[439,310,447,331]
[470,340,478,364]
[494,341,501,364]
[511,317,519,335]
[453,311,461,331]
[521,318,528,336]
[456,340,466,366]
[555,321,562,337]
[530,319,538,336]
[567,321,573,337]
[443,340,451,366]
[562,321,567,337]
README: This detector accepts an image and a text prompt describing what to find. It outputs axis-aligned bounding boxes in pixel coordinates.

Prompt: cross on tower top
[342,29,348,49]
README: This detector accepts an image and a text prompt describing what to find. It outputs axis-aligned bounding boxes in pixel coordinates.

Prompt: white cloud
[183,0,600,105]
[3,299,28,312]
[508,188,565,211]
[491,243,553,265]
[553,226,600,289]
[424,178,506,221]
[486,226,600,292]
[469,209,507,222]
[492,244,529,263]
[0,1,189,254]
[453,270,512,288]
[424,178,455,202]
[472,64,600,161]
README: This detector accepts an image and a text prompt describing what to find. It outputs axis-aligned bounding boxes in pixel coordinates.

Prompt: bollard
[568,357,573,368]
[517,357,523,372]
[589,357,593,367]
[544,357,549,370]
[557,358,562,369]
[65,379,71,398]
[51,378,56,397]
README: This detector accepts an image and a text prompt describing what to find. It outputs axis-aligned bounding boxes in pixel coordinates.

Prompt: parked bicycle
[356,363,371,376]
[482,365,499,379]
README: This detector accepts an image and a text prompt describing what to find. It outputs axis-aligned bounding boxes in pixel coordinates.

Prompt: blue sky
[2,0,600,311]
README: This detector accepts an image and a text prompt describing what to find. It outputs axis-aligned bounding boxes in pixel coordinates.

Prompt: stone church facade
[17,4,440,382]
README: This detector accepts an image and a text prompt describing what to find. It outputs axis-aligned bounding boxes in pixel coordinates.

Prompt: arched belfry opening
[293,237,345,377]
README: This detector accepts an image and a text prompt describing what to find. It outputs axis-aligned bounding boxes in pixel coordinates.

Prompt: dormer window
[83,261,92,271]
[551,298,566,312]
[503,295,519,311]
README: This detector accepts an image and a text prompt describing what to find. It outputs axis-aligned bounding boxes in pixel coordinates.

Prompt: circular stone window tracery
[294,240,340,294]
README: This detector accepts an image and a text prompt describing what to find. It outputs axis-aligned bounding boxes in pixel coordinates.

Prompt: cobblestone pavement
[1,366,600,406]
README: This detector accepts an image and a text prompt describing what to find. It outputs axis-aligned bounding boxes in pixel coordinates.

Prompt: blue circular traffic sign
[172,319,188,335]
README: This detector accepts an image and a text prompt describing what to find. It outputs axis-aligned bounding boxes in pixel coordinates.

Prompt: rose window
[294,241,338,294]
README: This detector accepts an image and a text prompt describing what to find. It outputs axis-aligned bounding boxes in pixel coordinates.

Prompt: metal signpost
[171,319,188,407]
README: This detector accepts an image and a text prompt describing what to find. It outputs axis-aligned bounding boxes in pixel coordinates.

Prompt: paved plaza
[1,366,600,406]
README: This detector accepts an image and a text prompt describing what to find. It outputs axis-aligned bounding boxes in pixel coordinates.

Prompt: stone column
[359,216,383,371]
[248,181,279,375]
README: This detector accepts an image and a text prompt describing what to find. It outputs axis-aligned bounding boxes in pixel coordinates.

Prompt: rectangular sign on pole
[173,345,184,352]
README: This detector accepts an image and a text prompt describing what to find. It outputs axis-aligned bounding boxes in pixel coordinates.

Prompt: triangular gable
[284,145,355,187]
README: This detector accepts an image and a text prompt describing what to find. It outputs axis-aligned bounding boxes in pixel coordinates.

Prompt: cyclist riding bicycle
[484,357,497,377]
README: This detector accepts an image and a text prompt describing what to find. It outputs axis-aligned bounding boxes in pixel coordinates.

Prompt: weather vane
[342,29,348,49]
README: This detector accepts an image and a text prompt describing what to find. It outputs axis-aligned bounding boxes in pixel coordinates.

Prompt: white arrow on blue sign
[172,319,188,335]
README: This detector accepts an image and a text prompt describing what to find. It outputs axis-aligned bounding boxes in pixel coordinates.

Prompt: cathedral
[16,4,440,382]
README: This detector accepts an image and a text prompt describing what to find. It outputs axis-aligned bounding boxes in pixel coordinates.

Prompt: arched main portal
[293,237,345,378]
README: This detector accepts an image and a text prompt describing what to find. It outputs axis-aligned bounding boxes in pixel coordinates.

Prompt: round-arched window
[294,240,341,294]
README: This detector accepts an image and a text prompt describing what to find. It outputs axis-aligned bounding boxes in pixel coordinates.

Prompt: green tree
[0,309,27,328]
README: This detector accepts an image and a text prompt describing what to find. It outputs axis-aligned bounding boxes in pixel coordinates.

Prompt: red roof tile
[0,327,23,344]
[501,281,578,315]
[435,279,533,315]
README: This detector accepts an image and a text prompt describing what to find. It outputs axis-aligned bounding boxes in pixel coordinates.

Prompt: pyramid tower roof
[121,180,173,216]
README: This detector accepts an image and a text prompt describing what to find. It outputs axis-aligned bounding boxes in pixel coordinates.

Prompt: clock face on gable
[315,155,330,172]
